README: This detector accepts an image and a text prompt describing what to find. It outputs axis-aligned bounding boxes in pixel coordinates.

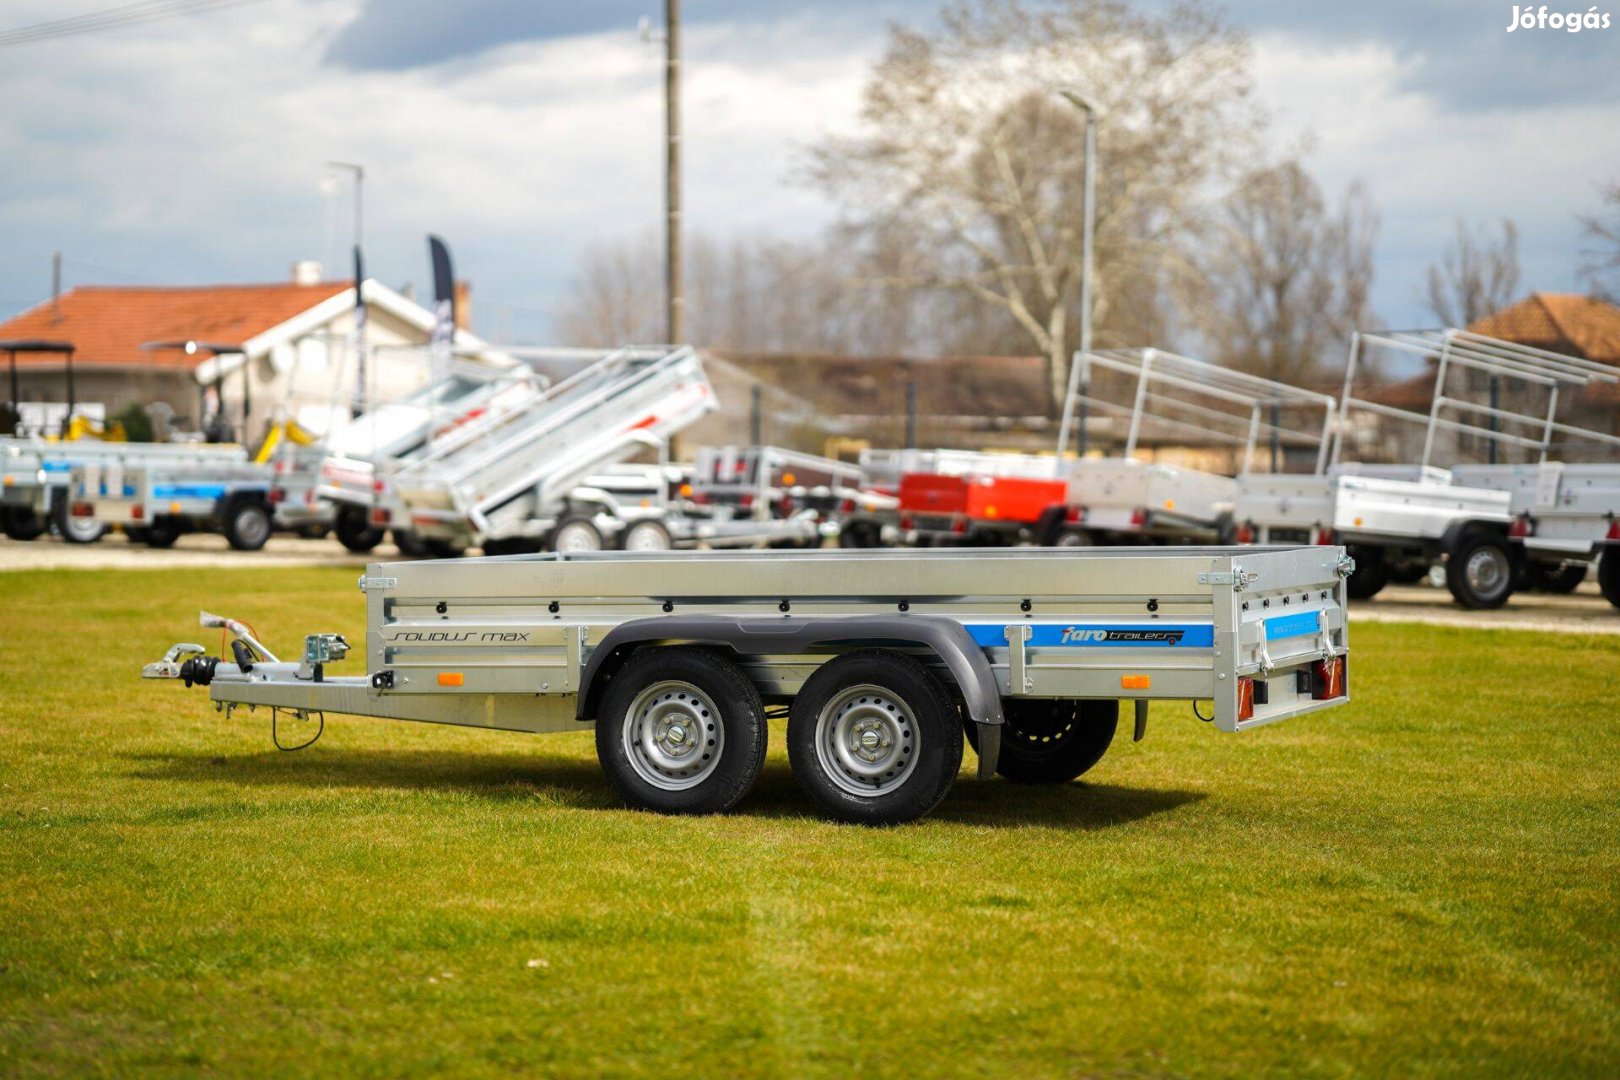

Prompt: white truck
[143,545,1354,824]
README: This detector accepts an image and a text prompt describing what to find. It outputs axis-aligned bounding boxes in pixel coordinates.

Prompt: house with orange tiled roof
[0,262,496,445]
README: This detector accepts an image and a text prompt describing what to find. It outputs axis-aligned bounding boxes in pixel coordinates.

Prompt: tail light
[1130,507,1148,527]
[71,502,94,518]
[951,517,968,534]
[371,508,391,526]
[1309,657,1346,700]
[739,493,755,511]
[1064,505,1084,524]
[269,487,285,504]
[839,498,855,514]
[131,504,145,521]
[1508,515,1532,539]
[899,512,915,530]
[1237,677,1255,722]
[1312,527,1336,546]
[1235,522,1255,544]
[1606,519,1619,541]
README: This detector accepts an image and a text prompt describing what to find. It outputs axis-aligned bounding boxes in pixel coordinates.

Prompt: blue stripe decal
[1264,611,1319,641]
[152,484,227,499]
[41,461,71,473]
[964,622,1214,648]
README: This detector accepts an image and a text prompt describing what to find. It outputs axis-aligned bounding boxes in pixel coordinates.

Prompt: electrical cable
[0,0,268,49]
[272,707,324,751]
[1191,700,1214,723]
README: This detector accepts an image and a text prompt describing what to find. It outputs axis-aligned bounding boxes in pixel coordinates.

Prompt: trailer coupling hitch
[141,642,209,681]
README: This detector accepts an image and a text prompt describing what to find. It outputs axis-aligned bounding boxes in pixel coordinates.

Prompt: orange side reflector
[437,672,464,687]
[1120,674,1151,690]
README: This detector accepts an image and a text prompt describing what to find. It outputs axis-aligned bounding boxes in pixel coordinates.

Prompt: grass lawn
[1,566,1617,1078]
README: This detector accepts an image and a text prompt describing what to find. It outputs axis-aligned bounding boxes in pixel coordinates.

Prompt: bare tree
[1424,218,1520,326]
[806,0,1263,410]
[1188,161,1378,384]
[1579,180,1620,300]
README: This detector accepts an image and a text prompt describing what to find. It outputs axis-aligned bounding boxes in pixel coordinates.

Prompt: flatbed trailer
[143,545,1353,824]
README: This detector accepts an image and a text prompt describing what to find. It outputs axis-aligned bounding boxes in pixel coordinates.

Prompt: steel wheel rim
[554,522,601,552]
[624,523,671,551]
[63,512,102,542]
[814,683,919,797]
[235,507,270,548]
[1466,547,1509,597]
[622,680,724,791]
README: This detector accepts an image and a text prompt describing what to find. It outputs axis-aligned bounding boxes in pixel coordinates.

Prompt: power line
[0,0,269,49]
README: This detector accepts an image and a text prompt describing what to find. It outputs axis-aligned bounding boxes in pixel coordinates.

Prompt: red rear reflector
[839,498,855,514]
[1607,520,1620,541]
[1237,677,1255,721]
[1130,507,1148,527]
[951,517,968,534]
[899,513,915,530]
[1235,522,1255,544]
[131,505,144,520]
[371,509,391,526]
[1508,515,1531,538]
[1311,657,1346,700]
[1065,505,1084,523]
[71,502,94,517]
[269,488,285,504]
[1312,527,1335,545]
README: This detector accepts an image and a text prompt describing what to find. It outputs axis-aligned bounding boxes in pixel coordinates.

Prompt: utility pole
[327,162,367,417]
[664,0,683,344]
[1055,91,1102,459]
[51,252,61,319]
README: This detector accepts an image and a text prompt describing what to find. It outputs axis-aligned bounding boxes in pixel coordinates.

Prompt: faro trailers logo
[1060,627,1186,645]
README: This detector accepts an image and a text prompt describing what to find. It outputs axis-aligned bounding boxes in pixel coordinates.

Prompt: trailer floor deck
[2,567,1617,1077]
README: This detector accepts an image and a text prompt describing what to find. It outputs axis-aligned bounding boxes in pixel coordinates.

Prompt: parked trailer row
[144,545,1354,824]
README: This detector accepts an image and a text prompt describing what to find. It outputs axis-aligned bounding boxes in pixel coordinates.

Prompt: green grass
[1,567,1617,1079]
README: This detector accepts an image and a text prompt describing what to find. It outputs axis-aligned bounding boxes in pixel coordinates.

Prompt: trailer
[1236,329,1620,608]
[1055,349,1338,547]
[74,447,277,550]
[388,345,717,552]
[884,450,1066,546]
[142,544,1354,824]
[4,437,249,545]
[693,445,896,548]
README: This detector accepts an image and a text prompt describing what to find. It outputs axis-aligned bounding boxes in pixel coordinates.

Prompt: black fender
[1439,517,1509,553]
[1032,503,1069,547]
[577,614,1006,777]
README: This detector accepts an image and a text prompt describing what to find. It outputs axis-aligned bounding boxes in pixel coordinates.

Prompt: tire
[1388,563,1429,586]
[295,525,330,541]
[837,520,881,549]
[1524,561,1587,594]
[424,539,465,559]
[392,530,429,557]
[481,537,543,556]
[787,649,963,825]
[223,501,272,551]
[1055,528,1094,548]
[1597,549,1620,609]
[551,516,604,553]
[1344,546,1388,600]
[621,519,674,551]
[594,648,767,815]
[2,507,46,541]
[964,699,1117,784]
[52,498,107,544]
[144,518,181,548]
[124,526,150,545]
[1445,530,1516,610]
[334,505,383,553]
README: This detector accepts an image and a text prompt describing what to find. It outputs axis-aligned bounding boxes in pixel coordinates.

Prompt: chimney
[291,260,323,286]
[454,280,472,330]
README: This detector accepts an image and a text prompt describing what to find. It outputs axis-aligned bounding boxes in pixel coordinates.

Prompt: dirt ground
[1,533,1615,634]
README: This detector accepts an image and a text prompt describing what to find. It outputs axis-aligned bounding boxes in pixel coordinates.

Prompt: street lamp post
[1055,90,1101,460]
[326,161,367,416]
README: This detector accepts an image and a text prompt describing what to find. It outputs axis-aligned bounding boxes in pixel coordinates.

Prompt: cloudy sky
[2,0,1617,345]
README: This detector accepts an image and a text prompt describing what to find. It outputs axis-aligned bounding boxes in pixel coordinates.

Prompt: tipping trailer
[142,544,1354,825]
[316,354,548,552]
[389,345,717,553]
[1237,329,1619,608]
[1055,349,1338,546]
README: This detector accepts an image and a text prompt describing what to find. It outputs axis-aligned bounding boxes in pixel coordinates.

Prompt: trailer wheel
[392,530,429,557]
[334,506,382,553]
[1,507,46,541]
[1597,549,1620,609]
[622,520,673,551]
[1387,562,1429,585]
[1524,561,1586,594]
[965,699,1117,784]
[788,650,963,825]
[144,518,181,548]
[595,648,767,815]
[1344,546,1388,600]
[837,520,881,548]
[551,517,603,553]
[1445,531,1515,610]
[52,499,107,544]
[223,501,272,551]
[1055,528,1093,547]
